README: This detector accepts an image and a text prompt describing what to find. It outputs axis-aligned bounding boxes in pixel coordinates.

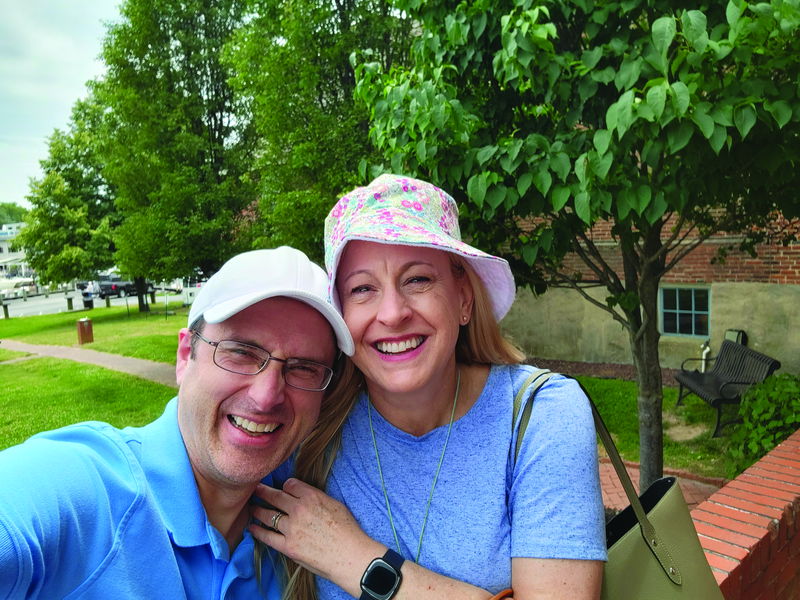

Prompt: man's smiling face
[175,297,336,496]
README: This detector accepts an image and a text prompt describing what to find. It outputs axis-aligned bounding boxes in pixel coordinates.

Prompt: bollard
[149,291,156,304]
[67,296,74,311]
[105,296,111,308]
[2,303,8,319]
[77,318,94,344]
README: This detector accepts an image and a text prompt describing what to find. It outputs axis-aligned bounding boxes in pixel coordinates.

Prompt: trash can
[77,318,94,344]
[82,292,94,309]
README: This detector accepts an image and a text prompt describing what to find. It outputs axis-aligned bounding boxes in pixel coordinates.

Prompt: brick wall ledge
[691,428,800,600]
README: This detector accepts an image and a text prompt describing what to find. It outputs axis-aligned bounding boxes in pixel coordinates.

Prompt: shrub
[728,374,800,477]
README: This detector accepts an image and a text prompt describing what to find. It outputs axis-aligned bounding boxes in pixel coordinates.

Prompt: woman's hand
[250,478,384,594]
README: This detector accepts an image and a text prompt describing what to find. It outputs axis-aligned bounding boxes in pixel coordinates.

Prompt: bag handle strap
[513,369,683,584]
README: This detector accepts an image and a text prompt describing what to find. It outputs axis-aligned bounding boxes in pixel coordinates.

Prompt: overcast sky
[0,1,122,209]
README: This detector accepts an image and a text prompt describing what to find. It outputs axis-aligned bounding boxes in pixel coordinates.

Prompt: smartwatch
[359,548,405,600]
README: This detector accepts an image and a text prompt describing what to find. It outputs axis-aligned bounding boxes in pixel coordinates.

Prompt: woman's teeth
[376,336,424,354]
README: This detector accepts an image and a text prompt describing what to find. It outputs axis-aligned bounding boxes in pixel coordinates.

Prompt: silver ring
[271,511,285,533]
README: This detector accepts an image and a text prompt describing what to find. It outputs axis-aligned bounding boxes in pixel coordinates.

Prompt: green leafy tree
[98,0,257,306]
[356,0,800,486]
[226,0,410,262]
[16,95,116,285]
[0,203,27,225]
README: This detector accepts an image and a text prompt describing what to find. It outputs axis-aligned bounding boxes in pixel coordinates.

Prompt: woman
[251,175,606,599]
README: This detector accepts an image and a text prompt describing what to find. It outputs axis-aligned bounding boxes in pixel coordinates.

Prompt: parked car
[95,274,155,299]
[0,277,36,299]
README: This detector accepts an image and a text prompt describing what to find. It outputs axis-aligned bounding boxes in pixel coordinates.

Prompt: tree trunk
[628,272,664,489]
[135,276,150,313]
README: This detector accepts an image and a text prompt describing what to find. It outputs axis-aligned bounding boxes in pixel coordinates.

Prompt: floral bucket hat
[324,174,516,321]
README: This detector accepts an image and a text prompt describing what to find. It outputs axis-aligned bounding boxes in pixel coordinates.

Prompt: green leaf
[532,169,552,195]
[416,139,427,162]
[551,185,570,211]
[635,185,652,215]
[593,129,612,154]
[522,244,538,266]
[667,121,694,153]
[765,100,792,128]
[734,104,757,139]
[581,47,603,70]
[549,152,571,181]
[467,173,488,207]
[670,81,690,116]
[652,16,676,55]
[486,184,507,209]
[476,145,498,165]
[517,172,534,197]
[681,10,709,53]
[709,124,727,154]
[574,191,591,224]
[614,91,635,137]
[726,0,742,27]
[574,152,589,184]
[615,57,642,91]
[617,188,634,219]
[645,191,668,224]
[647,83,667,120]
[691,107,715,139]
[590,151,613,180]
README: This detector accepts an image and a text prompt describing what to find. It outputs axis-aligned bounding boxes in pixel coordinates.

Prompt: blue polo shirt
[0,399,281,599]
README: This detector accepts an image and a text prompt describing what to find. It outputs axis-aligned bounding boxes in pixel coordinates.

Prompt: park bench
[675,340,781,437]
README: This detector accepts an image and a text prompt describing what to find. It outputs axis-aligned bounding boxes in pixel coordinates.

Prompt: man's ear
[175,328,193,385]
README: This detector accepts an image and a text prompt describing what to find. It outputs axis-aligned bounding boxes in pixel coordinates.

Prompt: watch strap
[359,548,405,600]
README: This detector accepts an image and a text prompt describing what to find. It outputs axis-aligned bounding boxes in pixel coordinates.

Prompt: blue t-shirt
[0,398,281,599]
[318,365,606,598]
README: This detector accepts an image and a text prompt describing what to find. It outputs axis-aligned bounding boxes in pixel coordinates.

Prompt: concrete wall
[502,281,799,375]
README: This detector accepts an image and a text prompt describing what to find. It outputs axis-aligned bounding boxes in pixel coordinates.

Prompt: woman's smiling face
[335,240,473,400]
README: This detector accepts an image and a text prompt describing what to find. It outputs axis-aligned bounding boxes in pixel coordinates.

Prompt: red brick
[748,465,800,489]
[718,485,794,511]
[711,492,786,520]
[739,472,800,495]
[692,510,768,539]
[695,521,760,549]
[694,502,776,530]
[727,479,800,504]
[699,535,751,560]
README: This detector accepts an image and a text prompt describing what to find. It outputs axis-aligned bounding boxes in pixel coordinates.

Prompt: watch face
[364,563,396,595]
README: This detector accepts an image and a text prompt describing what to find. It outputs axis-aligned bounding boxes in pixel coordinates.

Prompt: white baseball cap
[188,247,354,355]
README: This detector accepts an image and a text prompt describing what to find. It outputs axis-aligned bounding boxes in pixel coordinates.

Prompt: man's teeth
[230,415,278,434]
[376,336,424,354]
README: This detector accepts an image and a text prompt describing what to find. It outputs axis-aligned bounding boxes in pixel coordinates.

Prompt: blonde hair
[280,256,523,600]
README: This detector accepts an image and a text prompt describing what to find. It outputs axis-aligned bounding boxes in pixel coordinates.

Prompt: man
[0,247,354,599]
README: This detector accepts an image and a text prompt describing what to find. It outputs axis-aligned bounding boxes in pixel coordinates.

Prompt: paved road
[1,291,179,318]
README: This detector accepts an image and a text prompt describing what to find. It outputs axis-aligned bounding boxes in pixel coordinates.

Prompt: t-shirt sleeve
[509,375,607,561]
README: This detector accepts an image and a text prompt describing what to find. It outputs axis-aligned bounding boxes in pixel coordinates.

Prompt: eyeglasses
[190,330,334,391]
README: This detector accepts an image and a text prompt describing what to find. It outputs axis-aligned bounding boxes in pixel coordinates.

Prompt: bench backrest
[710,340,781,382]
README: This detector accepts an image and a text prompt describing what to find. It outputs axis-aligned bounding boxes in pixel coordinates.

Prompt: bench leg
[676,384,687,407]
[712,403,743,438]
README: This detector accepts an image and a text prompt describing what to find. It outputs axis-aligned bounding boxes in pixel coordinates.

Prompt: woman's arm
[250,479,601,600]
[511,558,602,600]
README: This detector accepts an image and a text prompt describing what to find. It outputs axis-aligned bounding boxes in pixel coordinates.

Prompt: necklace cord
[367,369,461,563]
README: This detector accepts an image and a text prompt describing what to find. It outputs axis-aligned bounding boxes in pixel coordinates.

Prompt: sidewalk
[599,458,724,511]
[0,339,177,388]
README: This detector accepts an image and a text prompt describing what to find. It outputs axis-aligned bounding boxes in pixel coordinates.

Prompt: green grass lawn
[581,376,732,478]
[0,347,28,361]
[0,358,173,449]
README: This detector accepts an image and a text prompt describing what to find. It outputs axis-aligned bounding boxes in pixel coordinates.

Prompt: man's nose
[247,359,286,409]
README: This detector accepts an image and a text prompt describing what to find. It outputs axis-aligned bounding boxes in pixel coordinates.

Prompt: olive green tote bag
[514,369,724,600]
